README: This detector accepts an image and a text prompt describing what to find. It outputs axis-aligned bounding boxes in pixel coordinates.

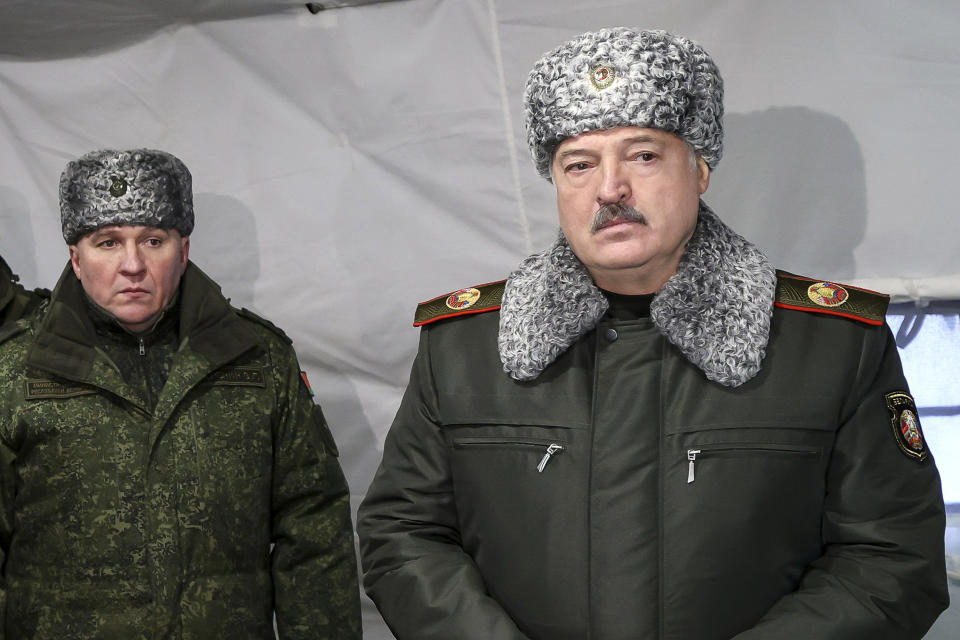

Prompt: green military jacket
[0,255,47,328]
[359,209,948,640]
[0,263,361,639]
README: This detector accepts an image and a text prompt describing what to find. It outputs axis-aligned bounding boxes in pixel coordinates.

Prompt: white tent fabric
[1,1,958,637]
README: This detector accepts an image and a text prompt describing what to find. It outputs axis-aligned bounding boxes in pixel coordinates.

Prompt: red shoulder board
[413,280,505,327]
[774,271,889,326]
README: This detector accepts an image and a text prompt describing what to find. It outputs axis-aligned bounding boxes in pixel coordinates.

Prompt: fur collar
[498,203,777,387]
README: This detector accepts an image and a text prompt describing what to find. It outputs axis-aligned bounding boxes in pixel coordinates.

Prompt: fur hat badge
[523,28,724,180]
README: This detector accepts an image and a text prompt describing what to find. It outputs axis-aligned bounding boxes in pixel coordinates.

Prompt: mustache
[589,202,647,234]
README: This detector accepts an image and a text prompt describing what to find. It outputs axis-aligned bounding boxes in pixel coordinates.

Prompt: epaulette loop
[237,307,293,344]
[414,280,505,327]
[774,271,889,326]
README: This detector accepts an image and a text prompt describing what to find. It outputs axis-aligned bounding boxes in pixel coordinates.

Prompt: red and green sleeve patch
[413,280,505,327]
[774,272,889,326]
[300,371,314,396]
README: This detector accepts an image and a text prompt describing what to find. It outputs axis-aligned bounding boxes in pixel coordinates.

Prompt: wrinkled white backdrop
[1,0,958,637]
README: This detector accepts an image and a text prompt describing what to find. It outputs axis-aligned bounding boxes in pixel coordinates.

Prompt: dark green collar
[601,289,654,320]
[27,261,260,382]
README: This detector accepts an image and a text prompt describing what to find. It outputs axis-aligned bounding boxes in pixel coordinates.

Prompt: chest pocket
[13,382,136,551]
[683,438,823,484]
[667,417,832,483]
[440,420,589,545]
[660,404,836,603]
[18,378,114,475]
[663,412,834,553]
[190,366,274,480]
[445,426,577,477]
[664,378,839,482]
[439,386,589,469]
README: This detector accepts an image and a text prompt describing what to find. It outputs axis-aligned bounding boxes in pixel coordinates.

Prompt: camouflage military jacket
[0,263,361,639]
[0,255,47,327]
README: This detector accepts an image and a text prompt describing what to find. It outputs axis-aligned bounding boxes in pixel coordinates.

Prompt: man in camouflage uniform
[0,254,47,327]
[0,149,361,638]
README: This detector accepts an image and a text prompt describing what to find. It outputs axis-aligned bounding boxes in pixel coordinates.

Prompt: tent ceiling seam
[487,0,532,255]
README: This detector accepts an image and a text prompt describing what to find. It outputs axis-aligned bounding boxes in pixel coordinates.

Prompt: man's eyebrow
[137,227,170,237]
[87,229,114,241]
[620,135,663,146]
[556,135,664,160]
[555,147,590,160]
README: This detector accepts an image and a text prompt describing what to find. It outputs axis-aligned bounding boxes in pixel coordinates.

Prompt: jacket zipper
[453,438,565,473]
[138,336,146,356]
[686,444,819,484]
[537,443,564,473]
[687,449,701,483]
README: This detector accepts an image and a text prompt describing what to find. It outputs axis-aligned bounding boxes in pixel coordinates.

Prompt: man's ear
[697,156,710,195]
[179,236,190,274]
[69,244,82,280]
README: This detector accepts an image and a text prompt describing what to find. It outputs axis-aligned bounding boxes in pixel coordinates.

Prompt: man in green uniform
[0,254,47,327]
[358,28,949,639]
[0,149,361,638]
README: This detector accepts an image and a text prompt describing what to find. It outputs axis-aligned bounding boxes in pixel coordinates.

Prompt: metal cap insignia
[109,176,128,197]
[807,282,849,308]
[590,64,616,91]
[445,288,482,311]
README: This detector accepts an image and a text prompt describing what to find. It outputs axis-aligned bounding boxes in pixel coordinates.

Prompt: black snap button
[604,328,618,342]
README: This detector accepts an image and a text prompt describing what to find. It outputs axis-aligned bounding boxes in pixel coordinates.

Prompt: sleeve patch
[300,370,314,396]
[413,280,505,326]
[774,272,889,325]
[885,391,928,462]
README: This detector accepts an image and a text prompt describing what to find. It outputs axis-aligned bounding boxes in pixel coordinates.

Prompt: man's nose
[596,162,630,204]
[119,244,146,274]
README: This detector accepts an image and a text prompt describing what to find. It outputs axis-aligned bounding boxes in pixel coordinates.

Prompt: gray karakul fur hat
[524,27,724,180]
[59,148,194,244]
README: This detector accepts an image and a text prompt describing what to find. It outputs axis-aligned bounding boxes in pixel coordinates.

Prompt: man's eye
[99,240,116,248]
[145,238,162,247]
[567,162,590,172]
[636,152,656,162]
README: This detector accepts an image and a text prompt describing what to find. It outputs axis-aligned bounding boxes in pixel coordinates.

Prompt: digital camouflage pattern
[0,262,361,639]
[0,254,47,328]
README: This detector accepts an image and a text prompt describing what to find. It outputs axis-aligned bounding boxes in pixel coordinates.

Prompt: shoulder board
[236,307,293,344]
[414,280,505,327]
[774,271,888,326]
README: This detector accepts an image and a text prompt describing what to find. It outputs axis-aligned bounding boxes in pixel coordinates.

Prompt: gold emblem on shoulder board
[445,288,482,311]
[807,282,849,308]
